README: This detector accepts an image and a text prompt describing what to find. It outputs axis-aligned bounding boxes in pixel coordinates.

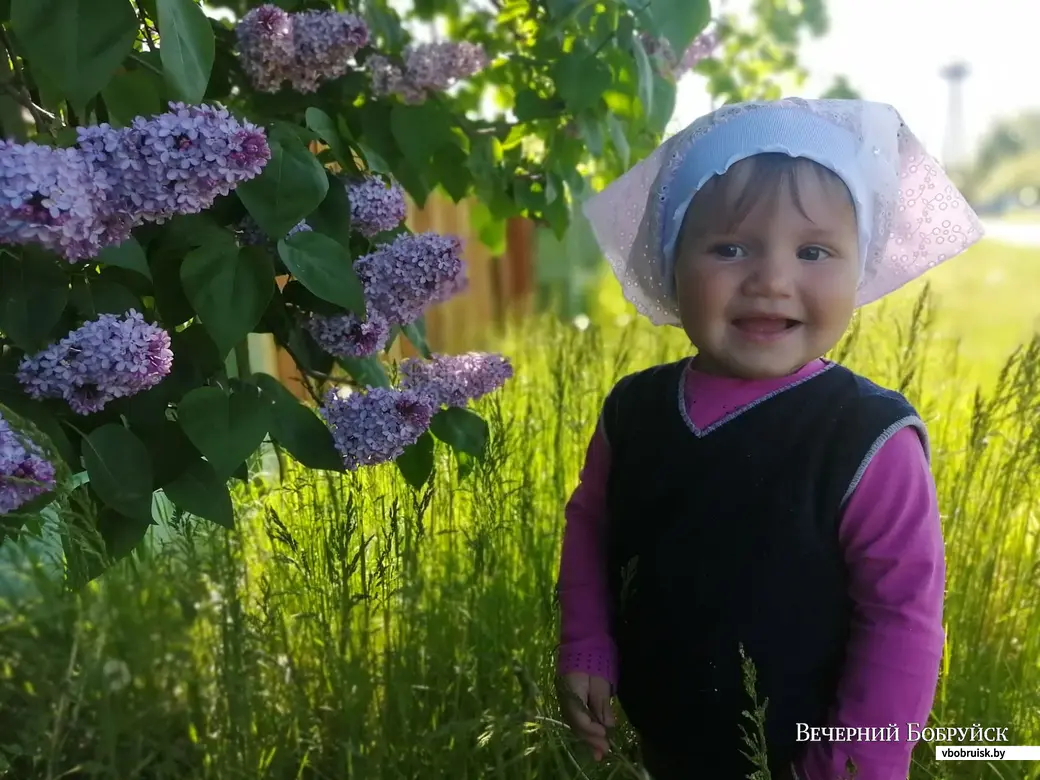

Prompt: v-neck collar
[676,356,837,438]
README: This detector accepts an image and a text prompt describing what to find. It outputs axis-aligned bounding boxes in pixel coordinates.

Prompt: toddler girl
[554,98,983,780]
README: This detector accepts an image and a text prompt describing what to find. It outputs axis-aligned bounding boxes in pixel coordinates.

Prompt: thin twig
[0,27,54,135]
[135,0,159,50]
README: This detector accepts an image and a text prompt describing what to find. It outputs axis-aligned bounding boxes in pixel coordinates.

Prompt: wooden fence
[250,192,537,402]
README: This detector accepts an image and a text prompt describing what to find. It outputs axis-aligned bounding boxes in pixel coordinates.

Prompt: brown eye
[799,246,831,262]
[710,243,747,260]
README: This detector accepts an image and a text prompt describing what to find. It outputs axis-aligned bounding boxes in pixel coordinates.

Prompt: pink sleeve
[555,421,618,687]
[796,425,945,780]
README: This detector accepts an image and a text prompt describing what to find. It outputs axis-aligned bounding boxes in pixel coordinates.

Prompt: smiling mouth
[731,317,802,335]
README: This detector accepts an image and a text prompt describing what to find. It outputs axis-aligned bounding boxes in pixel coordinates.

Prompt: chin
[703,352,815,380]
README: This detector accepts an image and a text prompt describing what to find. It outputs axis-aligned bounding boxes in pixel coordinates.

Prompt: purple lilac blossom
[306,310,391,359]
[236,5,369,93]
[345,175,407,238]
[0,140,117,261]
[319,386,434,470]
[399,352,513,408]
[368,41,488,104]
[354,232,466,325]
[76,102,270,229]
[640,29,719,80]
[0,412,56,514]
[17,310,174,415]
[0,103,268,263]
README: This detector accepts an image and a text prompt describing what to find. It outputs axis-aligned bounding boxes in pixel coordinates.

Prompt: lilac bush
[0,0,731,569]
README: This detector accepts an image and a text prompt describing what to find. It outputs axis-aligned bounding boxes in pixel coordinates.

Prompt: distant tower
[940,61,970,168]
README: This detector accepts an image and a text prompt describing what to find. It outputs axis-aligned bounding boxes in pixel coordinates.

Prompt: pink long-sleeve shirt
[556,358,946,780]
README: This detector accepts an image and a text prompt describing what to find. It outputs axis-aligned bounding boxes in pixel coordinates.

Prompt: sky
[671,0,1039,164]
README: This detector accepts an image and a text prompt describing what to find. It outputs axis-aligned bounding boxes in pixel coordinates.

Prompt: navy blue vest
[601,358,925,779]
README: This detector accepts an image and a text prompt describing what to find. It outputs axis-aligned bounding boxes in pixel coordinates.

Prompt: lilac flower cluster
[17,310,174,415]
[642,29,720,80]
[355,232,466,326]
[0,140,113,261]
[320,386,434,470]
[306,309,391,359]
[346,175,407,238]
[368,41,488,104]
[399,352,513,409]
[0,412,56,515]
[236,4,369,93]
[77,102,270,231]
[0,103,269,262]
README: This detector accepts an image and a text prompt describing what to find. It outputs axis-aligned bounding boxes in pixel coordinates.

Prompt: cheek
[803,265,858,322]
[676,262,733,313]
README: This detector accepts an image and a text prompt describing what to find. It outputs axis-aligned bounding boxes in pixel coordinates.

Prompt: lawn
[0,240,1037,780]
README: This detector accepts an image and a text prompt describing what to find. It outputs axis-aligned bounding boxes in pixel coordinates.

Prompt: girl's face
[673,155,861,379]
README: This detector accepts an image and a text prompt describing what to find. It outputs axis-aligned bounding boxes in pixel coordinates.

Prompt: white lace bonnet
[581,97,985,326]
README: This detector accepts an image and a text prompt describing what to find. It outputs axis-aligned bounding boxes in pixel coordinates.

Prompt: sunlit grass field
[0,239,1037,780]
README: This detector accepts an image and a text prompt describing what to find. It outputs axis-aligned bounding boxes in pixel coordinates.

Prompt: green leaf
[552,53,612,114]
[135,419,200,484]
[305,107,353,169]
[575,113,604,158]
[237,130,329,239]
[306,172,353,248]
[277,231,365,314]
[70,277,141,318]
[10,0,137,107]
[429,407,489,459]
[514,90,562,121]
[82,424,155,520]
[648,73,677,134]
[395,431,434,489]
[0,249,69,353]
[177,385,270,479]
[390,102,456,165]
[606,114,630,169]
[181,242,276,358]
[254,373,343,471]
[631,36,654,117]
[163,458,234,529]
[101,69,162,128]
[86,506,153,573]
[337,357,391,389]
[402,320,432,358]
[97,237,152,280]
[469,200,507,255]
[155,0,215,103]
[649,0,711,61]
[431,144,472,202]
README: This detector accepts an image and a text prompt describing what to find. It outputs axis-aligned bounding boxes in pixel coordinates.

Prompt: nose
[741,252,794,298]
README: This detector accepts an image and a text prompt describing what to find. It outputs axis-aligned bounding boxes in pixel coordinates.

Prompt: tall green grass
[0,281,1038,780]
